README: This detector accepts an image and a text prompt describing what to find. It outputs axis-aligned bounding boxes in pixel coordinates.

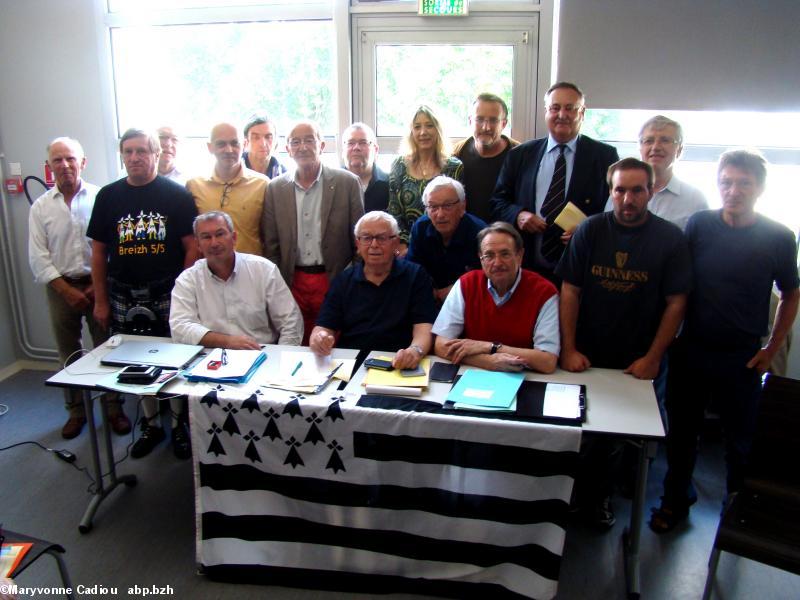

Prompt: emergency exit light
[418,0,468,17]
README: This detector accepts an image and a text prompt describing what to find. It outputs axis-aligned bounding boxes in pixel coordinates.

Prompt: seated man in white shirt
[127,211,304,460]
[170,211,303,349]
[432,221,560,373]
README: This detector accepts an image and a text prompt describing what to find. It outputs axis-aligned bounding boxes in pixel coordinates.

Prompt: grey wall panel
[558,0,800,111]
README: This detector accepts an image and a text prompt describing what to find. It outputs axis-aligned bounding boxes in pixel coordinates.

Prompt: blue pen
[291,361,303,376]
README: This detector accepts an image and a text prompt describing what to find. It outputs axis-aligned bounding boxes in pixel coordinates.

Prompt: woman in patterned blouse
[388,105,464,252]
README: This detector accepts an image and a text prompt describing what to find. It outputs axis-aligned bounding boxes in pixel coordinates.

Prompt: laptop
[101,341,204,369]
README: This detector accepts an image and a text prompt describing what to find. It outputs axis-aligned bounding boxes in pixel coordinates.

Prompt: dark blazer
[261,165,364,286]
[490,134,619,265]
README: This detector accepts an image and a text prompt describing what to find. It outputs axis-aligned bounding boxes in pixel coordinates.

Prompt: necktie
[540,144,567,263]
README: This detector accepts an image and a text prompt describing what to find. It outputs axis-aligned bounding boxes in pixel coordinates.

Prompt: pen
[291,361,303,376]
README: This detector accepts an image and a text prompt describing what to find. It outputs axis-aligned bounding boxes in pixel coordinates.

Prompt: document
[542,383,582,419]
[554,201,587,232]
[363,356,431,388]
[261,351,354,394]
[185,348,266,384]
[446,370,524,409]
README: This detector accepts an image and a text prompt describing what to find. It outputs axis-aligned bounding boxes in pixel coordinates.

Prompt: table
[345,353,664,599]
[191,351,664,599]
[45,335,353,533]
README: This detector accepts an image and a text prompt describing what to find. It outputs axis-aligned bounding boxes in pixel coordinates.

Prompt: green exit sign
[418,0,468,17]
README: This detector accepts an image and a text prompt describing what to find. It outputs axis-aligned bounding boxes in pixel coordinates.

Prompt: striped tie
[540,144,567,263]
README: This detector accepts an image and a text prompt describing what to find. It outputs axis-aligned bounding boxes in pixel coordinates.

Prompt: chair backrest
[746,374,800,493]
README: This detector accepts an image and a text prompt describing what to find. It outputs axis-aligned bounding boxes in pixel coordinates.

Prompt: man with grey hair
[452,93,519,222]
[170,210,302,349]
[407,175,486,302]
[29,136,130,439]
[491,82,619,284]
[604,115,707,230]
[156,126,186,184]
[88,128,198,459]
[262,119,363,344]
[88,128,198,336]
[242,114,286,179]
[309,211,436,367]
[433,221,560,373]
[342,122,389,212]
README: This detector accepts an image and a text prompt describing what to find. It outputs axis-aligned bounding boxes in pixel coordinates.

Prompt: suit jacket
[261,165,364,286]
[490,134,619,266]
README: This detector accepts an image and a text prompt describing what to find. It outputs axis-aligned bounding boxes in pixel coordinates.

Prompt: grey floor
[1,369,797,600]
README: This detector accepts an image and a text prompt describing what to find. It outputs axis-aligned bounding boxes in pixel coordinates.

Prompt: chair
[701,374,800,600]
[3,530,74,600]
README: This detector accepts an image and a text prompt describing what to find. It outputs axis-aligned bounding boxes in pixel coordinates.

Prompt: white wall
[0,0,116,365]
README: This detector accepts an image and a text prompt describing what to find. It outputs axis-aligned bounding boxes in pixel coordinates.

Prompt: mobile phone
[429,362,459,383]
[118,364,162,384]
[400,365,425,377]
[364,358,394,371]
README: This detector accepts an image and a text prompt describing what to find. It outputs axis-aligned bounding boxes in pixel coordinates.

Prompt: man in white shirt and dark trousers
[170,211,303,348]
[28,137,131,439]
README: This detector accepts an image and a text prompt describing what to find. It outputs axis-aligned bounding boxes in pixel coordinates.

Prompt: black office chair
[701,374,800,600]
[3,529,74,600]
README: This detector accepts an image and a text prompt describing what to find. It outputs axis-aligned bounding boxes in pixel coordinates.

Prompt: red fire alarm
[5,176,23,194]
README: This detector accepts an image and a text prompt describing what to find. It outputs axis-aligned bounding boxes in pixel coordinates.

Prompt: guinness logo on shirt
[590,257,649,293]
[615,252,628,269]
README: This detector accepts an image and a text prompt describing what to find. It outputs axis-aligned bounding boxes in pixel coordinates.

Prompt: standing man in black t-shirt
[452,93,519,223]
[89,128,198,335]
[88,128,198,459]
[555,157,691,528]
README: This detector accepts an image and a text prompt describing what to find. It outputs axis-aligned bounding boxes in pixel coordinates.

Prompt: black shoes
[172,421,191,460]
[131,421,166,458]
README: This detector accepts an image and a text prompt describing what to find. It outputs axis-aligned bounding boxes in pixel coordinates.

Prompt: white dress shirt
[28,180,99,284]
[170,252,303,345]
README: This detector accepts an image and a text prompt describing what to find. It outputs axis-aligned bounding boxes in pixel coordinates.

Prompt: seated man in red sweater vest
[432,221,559,372]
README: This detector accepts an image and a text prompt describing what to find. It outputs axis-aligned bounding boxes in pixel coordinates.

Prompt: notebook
[101,341,203,369]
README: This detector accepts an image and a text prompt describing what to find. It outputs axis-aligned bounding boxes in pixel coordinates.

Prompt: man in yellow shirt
[187,122,269,256]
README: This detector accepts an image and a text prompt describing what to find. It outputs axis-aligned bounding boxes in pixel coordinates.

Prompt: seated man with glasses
[186,122,269,256]
[432,221,559,373]
[406,176,486,303]
[309,211,437,370]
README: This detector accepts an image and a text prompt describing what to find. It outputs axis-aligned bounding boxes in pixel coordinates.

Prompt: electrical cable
[23,175,48,206]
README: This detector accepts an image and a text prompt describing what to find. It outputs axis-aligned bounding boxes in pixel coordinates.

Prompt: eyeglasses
[546,104,583,114]
[357,234,397,245]
[639,136,679,146]
[220,182,233,208]
[425,200,461,213]
[479,250,516,263]
[288,137,318,148]
[345,139,372,148]
[473,117,503,126]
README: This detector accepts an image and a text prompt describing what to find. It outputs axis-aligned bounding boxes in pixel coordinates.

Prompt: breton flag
[190,387,581,599]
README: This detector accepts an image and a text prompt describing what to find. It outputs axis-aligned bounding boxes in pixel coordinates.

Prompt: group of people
[29,82,798,536]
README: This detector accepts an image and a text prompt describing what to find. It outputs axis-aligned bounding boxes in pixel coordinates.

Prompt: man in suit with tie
[261,120,364,344]
[491,82,619,283]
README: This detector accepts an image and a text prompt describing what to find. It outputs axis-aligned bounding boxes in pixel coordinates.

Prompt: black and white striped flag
[190,387,581,599]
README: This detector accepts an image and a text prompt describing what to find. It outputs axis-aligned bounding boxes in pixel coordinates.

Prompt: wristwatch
[410,344,424,356]
[490,342,501,355]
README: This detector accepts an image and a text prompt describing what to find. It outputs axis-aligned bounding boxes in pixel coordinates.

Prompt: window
[107,5,337,175]
[583,109,800,235]
[353,13,542,168]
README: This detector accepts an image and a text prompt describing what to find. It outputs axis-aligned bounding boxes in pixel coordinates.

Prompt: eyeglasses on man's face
[479,250,516,263]
[356,234,397,245]
[425,200,461,213]
[288,137,319,149]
